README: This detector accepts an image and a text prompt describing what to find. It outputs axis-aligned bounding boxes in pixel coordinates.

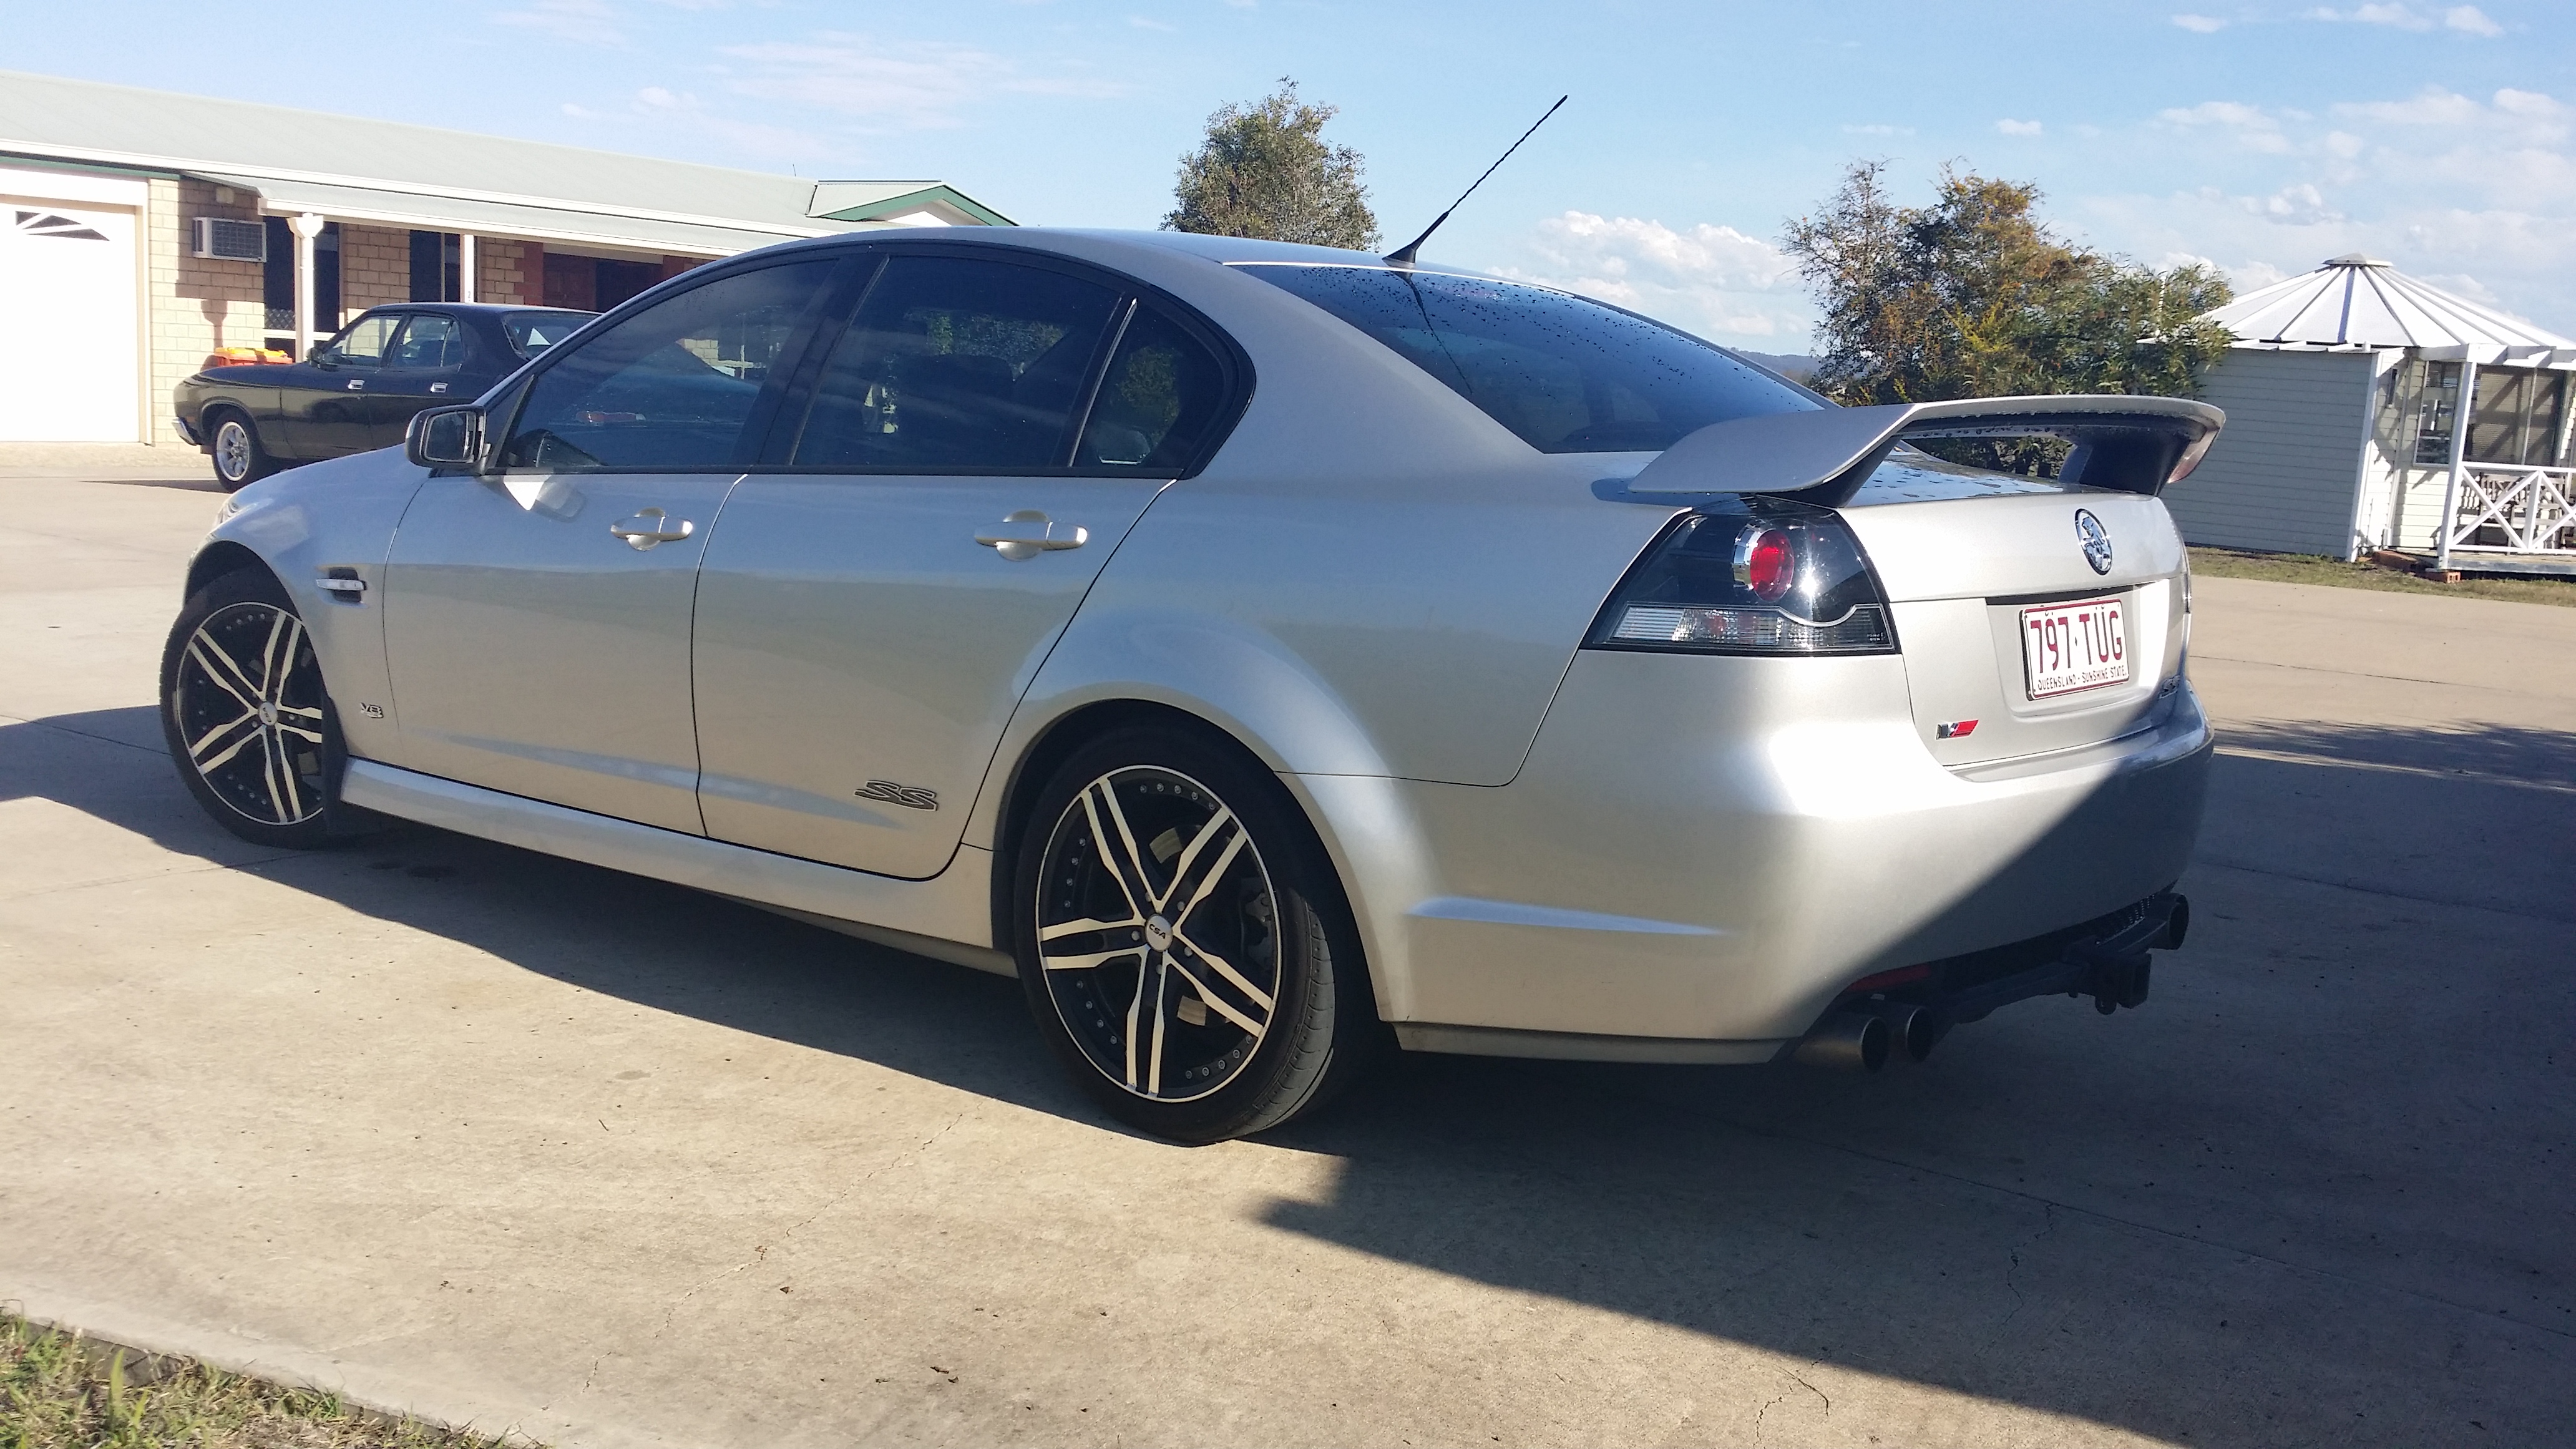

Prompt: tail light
[1586,497,1897,656]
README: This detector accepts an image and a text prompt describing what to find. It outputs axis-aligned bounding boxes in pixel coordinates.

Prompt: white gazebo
[2160,255,2576,572]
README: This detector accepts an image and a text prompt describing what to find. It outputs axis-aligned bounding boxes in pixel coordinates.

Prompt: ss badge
[856,779,939,811]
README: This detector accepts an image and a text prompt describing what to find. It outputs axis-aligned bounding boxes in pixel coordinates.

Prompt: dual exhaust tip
[1792,1000,1940,1073]
[1795,893,2187,1072]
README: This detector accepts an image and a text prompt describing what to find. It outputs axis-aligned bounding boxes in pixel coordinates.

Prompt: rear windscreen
[504,311,592,358]
[1238,264,1816,453]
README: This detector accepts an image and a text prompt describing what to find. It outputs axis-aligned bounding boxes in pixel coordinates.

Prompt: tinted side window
[1241,265,1814,453]
[328,313,400,368]
[1076,307,1231,471]
[504,261,831,472]
[504,311,588,358]
[790,256,1121,470]
[388,315,463,369]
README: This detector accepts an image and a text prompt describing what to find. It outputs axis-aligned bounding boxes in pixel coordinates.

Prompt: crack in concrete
[1749,1364,1830,1447]
[1985,1203,2059,1359]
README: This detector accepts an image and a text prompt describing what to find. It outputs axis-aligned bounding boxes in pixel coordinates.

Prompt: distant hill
[1729,350,1817,383]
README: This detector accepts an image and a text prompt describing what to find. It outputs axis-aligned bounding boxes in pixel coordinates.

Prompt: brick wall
[338,223,411,313]
[476,238,532,305]
[149,177,266,446]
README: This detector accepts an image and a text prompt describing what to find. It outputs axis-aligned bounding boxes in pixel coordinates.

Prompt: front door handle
[975,509,1088,562]
[346,379,366,391]
[609,507,695,550]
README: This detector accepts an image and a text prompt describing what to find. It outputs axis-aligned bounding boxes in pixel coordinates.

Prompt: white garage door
[0,200,140,442]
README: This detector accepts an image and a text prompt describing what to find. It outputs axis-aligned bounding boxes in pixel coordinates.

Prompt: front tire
[1013,728,1372,1143]
[160,566,345,849]
[208,410,278,491]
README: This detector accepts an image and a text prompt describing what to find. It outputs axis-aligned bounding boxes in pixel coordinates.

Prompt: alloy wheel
[213,419,252,485]
[169,600,329,826]
[1033,765,1282,1102]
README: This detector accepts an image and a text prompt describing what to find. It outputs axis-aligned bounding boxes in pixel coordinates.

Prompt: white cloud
[1126,14,1177,29]
[629,85,827,155]
[2306,1,2497,31]
[2158,100,2293,152]
[490,0,624,46]
[1492,211,1810,345]
[2305,3,2434,28]
[1997,118,2044,136]
[1841,123,1913,136]
[2076,84,2576,334]
[2256,182,2343,223]
[2170,13,2227,31]
[716,31,1129,129]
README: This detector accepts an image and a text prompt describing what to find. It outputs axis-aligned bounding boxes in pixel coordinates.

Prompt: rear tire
[159,566,346,849]
[1013,726,1373,1143]
[208,410,278,491]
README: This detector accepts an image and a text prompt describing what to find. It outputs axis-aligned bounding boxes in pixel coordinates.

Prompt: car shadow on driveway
[8,706,2573,1443]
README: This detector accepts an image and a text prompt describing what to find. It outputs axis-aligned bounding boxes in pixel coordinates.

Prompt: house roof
[2204,254,2576,369]
[0,70,1010,258]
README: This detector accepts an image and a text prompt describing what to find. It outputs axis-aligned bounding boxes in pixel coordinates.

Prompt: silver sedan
[159,228,2218,1143]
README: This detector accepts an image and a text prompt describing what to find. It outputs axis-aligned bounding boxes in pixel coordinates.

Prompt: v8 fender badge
[2074,509,2114,575]
[856,779,939,811]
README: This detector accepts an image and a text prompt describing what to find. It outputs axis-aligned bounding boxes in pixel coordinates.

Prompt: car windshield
[1238,264,1817,453]
[503,311,592,358]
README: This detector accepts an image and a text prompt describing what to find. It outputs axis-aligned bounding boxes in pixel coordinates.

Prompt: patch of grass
[2188,546,2576,608]
[2,1312,525,1449]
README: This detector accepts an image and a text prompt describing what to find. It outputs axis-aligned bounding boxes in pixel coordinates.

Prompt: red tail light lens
[1736,527,1795,600]
[1586,498,1897,657]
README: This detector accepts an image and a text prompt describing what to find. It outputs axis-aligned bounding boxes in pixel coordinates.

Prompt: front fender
[188,451,428,766]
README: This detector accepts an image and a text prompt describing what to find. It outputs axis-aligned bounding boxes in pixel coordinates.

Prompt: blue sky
[14,1,2572,348]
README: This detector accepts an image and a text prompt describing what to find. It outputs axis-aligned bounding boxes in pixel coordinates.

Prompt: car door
[381,258,839,832]
[691,251,1241,877]
[286,311,400,456]
[368,311,470,447]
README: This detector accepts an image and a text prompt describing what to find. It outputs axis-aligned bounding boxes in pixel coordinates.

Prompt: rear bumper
[173,414,202,447]
[1369,649,2212,1053]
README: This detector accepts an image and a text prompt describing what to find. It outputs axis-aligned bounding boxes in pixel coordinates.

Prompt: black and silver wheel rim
[213,420,251,483]
[1035,766,1282,1102]
[171,600,328,826]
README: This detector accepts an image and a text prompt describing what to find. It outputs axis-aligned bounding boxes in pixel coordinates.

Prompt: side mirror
[407,405,484,471]
[307,344,336,369]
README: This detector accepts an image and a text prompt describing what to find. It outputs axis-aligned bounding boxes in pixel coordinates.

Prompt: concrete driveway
[4,459,2570,1447]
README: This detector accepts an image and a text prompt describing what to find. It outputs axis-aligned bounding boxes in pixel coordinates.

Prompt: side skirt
[340,759,997,957]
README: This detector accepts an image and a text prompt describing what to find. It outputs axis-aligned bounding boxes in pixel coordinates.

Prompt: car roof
[778,226,1491,280]
[358,302,593,317]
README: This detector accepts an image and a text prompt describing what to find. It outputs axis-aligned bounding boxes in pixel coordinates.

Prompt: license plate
[2020,596,2129,698]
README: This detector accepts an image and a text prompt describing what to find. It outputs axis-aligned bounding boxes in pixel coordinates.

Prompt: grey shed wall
[2162,348,2374,557]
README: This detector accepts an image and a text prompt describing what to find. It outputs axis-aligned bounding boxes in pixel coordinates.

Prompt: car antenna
[1384,95,1568,269]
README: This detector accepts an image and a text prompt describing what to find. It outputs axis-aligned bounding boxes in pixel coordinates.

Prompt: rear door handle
[609,507,695,550]
[975,509,1088,562]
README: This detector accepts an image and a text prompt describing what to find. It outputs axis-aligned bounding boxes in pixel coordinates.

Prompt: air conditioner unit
[193,217,267,263]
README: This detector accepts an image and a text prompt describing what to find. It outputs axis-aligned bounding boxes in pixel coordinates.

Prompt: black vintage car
[175,303,594,489]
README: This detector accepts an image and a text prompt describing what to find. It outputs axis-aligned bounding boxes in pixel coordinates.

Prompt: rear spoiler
[1627,394,2225,504]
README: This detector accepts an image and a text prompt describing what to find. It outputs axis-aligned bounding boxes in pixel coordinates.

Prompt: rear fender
[968,605,1439,1022]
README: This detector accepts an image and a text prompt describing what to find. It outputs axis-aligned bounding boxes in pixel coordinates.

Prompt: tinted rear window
[1239,265,1815,452]
[504,310,592,358]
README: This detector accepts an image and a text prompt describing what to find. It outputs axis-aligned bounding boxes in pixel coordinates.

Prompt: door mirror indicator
[407,405,484,471]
